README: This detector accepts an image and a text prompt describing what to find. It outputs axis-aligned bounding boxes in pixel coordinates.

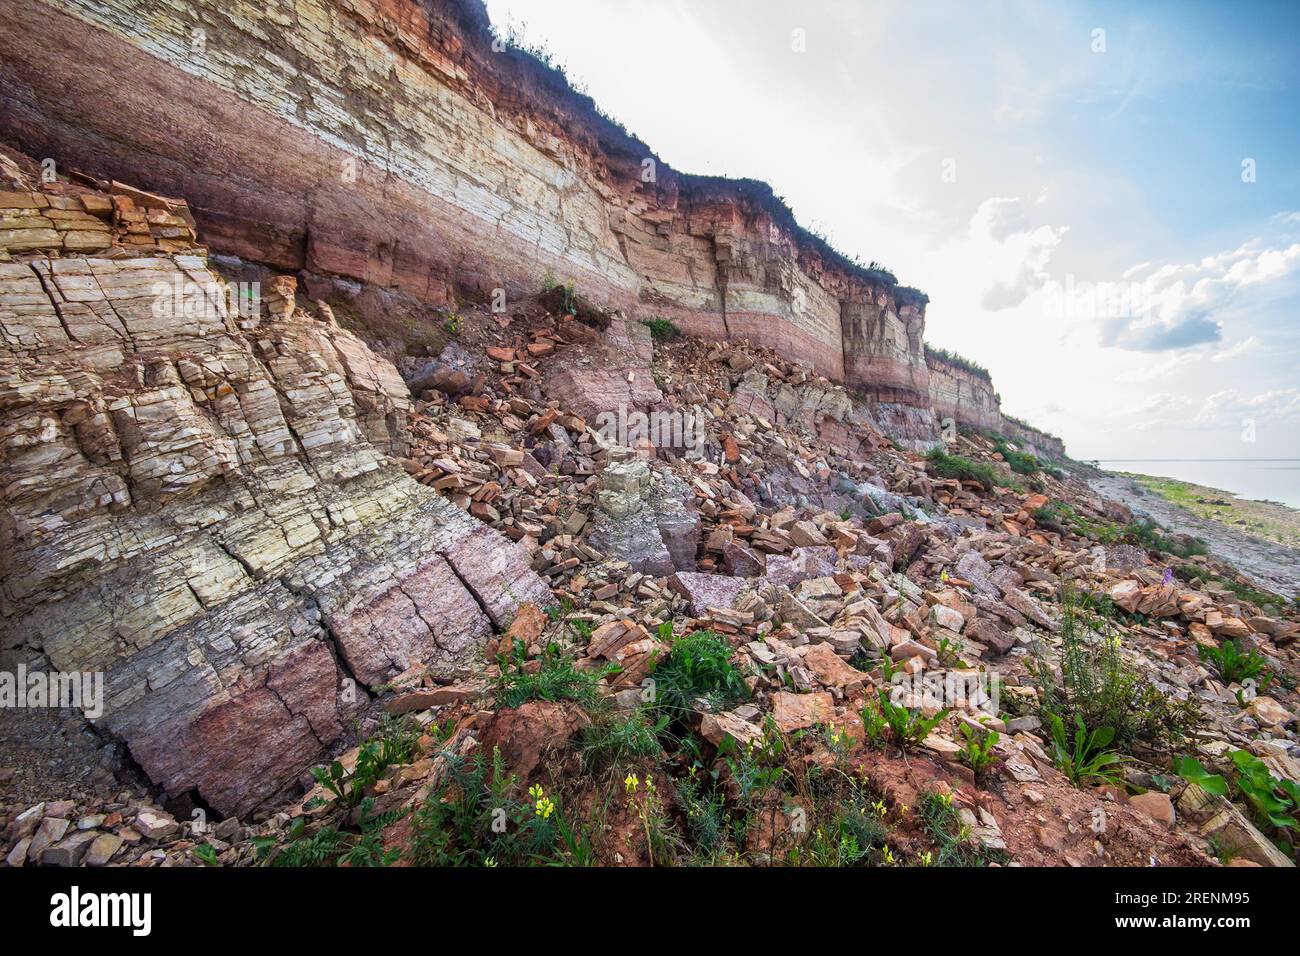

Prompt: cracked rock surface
[0,166,550,817]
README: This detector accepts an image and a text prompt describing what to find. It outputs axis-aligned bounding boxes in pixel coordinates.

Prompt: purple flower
[1161,568,1173,586]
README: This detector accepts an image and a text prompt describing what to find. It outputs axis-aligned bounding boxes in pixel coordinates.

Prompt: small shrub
[651,629,748,715]
[1126,518,1207,558]
[642,316,681,341]
[992,436,1040,476]
[918,789,1007,867]
[405,746,591,866]
[1031,585,1202,754]
[1033,501,1122,543]
[265,797,405,868]
[675,765,730,858]
[795,785,891,867]
[581,708,667,771]
[925,446,1010,491]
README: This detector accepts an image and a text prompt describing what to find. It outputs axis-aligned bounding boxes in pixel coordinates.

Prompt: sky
[484,0,1300,464]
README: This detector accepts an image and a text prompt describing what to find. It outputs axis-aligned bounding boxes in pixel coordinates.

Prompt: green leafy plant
[1174,751,1299,853]
[1229,750,1300,835]
[192,843,220,867]
[957,723,1001,781]
[1171,755,1228,797]
[262,794,406,868]
[936,636,965,668]
[873,691,948,752]
[1048,713,1124,786]
[539,277,580,317]
[651,629,748,716]
[859,694,890,749]
[266,820,346,867]
[642,316,681,341]
[308,716,416,808]
[492,638,615,709]
[1198,638,1271,688]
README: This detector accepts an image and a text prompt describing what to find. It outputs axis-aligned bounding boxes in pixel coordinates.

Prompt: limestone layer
[0,164,550,817]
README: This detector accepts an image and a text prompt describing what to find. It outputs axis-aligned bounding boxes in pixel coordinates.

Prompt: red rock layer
[0,0,941,435]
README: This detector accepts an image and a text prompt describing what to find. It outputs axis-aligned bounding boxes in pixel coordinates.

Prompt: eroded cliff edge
[0,0,1059,454]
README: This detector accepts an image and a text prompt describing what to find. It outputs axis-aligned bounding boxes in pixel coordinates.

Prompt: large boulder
[0,187,551,817]
[585,459,699,575]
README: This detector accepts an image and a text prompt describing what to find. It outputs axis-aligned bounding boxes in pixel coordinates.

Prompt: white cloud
[1211,335,1259,362]
[1193,388,1300,426]
[970,197,1068,310]
[1038,241,1300,352]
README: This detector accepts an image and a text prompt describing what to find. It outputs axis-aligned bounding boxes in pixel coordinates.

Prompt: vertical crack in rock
[26,261,77,344]
[0,167,551,817]
[0,0,956,444]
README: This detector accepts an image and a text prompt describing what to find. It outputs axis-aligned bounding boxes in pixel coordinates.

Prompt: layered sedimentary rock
[0,163,550,816]
[0,0,945,446]
[1000,417,1066,463]
[926,353,1003,435]
[925,352,1065,459]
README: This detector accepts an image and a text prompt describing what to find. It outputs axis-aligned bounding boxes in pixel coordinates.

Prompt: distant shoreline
[1089,459,1300,512]
[1089,470,1300,597]
[1114,470,1299,550]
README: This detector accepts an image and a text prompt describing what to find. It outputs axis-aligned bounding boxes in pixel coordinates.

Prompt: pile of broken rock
[3,236,1297,869]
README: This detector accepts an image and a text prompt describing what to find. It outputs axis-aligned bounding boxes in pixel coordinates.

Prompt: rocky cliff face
[1000,418,1065,463]
[0,156,549,816]
[925,353,1065,460]
[0,0,947,447]
[925,354,1003,435]
[0,0,1070,813]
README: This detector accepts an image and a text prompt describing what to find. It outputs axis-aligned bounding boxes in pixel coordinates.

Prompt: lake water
[1093,460,1300,510]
